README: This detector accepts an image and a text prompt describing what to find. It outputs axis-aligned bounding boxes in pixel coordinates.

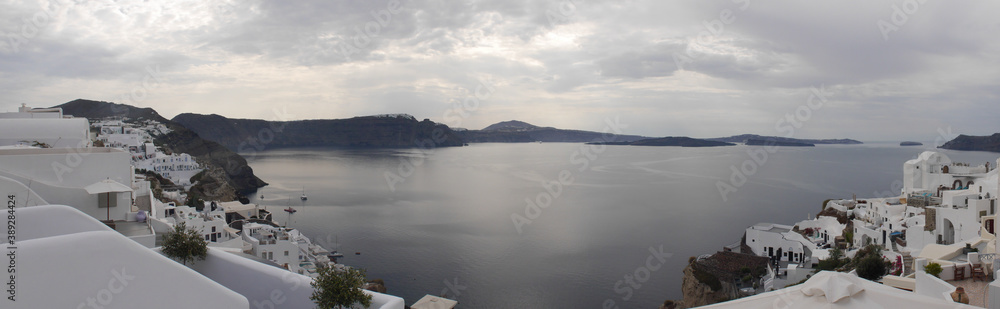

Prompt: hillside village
[675,150,1000,308]
[0,105,409,308]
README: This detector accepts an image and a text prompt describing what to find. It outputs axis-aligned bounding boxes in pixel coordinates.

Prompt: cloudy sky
[1,0,998,141]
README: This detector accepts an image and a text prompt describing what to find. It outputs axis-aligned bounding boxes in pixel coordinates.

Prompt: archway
[943,218,956,245]
[953,180,964,189]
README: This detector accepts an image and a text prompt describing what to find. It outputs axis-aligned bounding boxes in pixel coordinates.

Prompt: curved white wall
[185,248,405,309]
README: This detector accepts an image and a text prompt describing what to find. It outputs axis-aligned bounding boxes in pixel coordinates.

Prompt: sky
[1,0,998,141]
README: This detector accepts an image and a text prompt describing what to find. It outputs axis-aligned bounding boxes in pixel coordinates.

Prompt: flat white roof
[15,205,249,308]
[411,295,459,309]
[219,200,256,213]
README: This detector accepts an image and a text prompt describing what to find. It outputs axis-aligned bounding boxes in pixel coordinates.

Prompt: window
[284,251,289,256]
[212,226,216,233]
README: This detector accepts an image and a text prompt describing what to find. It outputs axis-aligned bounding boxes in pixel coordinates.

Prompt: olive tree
[311,265,373,309]
[161,222,208,265]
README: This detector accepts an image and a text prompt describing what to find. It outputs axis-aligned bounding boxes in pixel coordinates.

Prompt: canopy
[701,271,977,308]
[84,178,132,194]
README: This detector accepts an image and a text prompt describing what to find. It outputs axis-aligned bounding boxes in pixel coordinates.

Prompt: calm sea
[246,142,999,308]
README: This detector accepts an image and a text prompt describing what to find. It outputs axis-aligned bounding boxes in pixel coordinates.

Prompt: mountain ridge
[939,133,1000,153]
[172,113,466,151]
[458,120,649,143]
[706,134,862,145]
[53,99,268,199]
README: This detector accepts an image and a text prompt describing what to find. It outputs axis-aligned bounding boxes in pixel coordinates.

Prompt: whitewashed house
[745,223,815,264]
[0,105,90,148]
[242,223,304,273]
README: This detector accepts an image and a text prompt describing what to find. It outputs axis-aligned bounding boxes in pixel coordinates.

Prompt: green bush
[924,263,943,278]
[856,255,888,281]
[816,247,848,271]
[311,266,373,309]
[162,222,208,265]
[692,266,722,291]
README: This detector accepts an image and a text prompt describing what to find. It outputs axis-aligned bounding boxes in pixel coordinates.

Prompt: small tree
[856,254,888,281]
[161,222,208,265]
[311,266,373,309]
[924,263,943,278]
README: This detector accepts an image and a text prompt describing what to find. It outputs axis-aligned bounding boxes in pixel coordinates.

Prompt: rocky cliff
[54,99,267,200]
[940,133,1000,152]
[670,251,769,308]
[707,134,862,145]
[679,263,740,308]
[172,113,466,150]
[590,137,735,147]
[457,120,648,143]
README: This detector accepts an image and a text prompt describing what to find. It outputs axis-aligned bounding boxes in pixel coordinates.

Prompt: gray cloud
[0,0,998,140]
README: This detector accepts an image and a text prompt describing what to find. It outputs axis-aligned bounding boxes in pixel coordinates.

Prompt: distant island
[900,141,923,146]
[589,136,735,147]
[745,139,814,147]
[706,134,862,145]
[173,113,466,150]
[456,120,649,143]
[939,133,1000,152]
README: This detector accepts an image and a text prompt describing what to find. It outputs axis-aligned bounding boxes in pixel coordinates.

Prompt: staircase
[902,252,915,276]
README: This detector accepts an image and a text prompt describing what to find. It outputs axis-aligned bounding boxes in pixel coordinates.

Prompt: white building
[156,204,233,243]
[0,147,134,221]
[12,205,249,309]
[904,151,995,196]
[745,223,817,265]
[0,105,90,148]
[242,222,306,273]
[13,204,405,309]
[136,151,202,186]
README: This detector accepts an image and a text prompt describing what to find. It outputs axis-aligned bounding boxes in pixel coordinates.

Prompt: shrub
[311,266,373,309]
[692,266,722,291]
[161,222,208,265]
[924,263,943,278]
[856,255,888,281]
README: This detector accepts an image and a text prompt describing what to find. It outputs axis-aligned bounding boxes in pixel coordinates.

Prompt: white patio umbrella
[701,271,977,309]
[84,178,133,221]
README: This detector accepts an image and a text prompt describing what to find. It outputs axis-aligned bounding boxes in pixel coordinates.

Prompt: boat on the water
[284,207,297,213]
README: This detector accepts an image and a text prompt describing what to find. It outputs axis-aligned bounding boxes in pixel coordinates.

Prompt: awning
[84,179,133,194]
